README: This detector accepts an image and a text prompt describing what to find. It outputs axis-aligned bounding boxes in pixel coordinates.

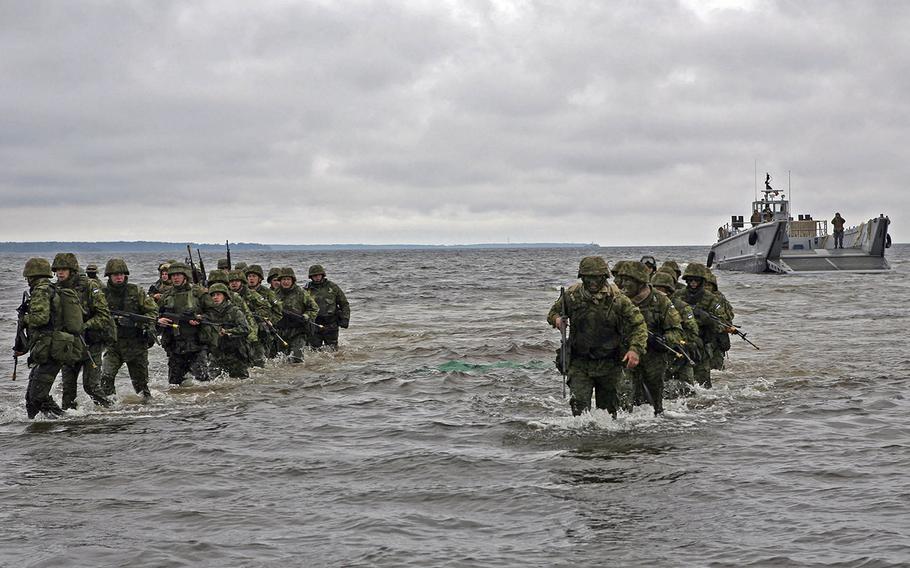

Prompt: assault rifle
[112,310,177,330]
[648,330,695,365]
[13,291,29,381]
[254,315,289,347]
[160,312,240,330]
[280,310,324,334]
[694,308,760,350]
[558,286,569,398]
[225,240,232,270]
[186,245,203,286]
[196,249,207,285]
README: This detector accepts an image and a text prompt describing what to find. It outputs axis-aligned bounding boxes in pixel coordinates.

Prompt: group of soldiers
[14,253,350,419]
[548,255,737,418]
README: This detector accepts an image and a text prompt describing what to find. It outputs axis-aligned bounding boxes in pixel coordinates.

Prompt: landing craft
[707,176,891,273]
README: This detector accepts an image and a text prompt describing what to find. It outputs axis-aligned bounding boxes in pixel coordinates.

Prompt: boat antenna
[788,170,792,219]
[752,159,758,201]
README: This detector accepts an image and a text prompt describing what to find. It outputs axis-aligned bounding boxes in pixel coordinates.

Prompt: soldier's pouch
[50,331,85,365]
[28,335,52,366]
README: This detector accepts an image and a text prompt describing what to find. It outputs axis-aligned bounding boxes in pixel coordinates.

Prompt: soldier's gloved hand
[622,350,640,369]
[338,319,349,329]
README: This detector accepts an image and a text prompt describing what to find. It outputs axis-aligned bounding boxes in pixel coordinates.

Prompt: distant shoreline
[0,241,603,253]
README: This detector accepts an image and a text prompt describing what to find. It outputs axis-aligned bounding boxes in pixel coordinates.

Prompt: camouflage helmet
[278,267,297,282]
[651,271,678,292]
[245,264,264,279]
[308,264,326,277]
[51,252,80,272]
[104,258,130,276]
[85,263,99,276]
[577,256,611,278]
[227,270,245,282]
[216,258,230,270]
[705,270,718,287]
[683,262,709,281]
[266,267,281,283]
[234,261,248,271]
[208,269,229,285]
[158,262,171,273]
[208,282,230,296]
[613,260,650,284]
[660,260,681,277]
[167,262,192,279]
[23,257,52,279]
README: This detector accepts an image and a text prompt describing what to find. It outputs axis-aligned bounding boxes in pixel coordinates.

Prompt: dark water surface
[1,246,909,567]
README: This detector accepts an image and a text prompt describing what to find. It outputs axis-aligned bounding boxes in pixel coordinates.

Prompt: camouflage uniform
[53,253,115,410]
[19,258,71,419]
[229,270,271,367]
[673,263,726,388]
[305,264,350,349]
[652,271,699,394]
[275,268,320,363]
[101,259,159,398]
[547,257,648,417]
[159,263,215,384]
[149,261,175,302]
[658,261,685,291]
[705,270,734,370]
[614,261,682,415]
[246,265,285,358]
[206,284,252,378]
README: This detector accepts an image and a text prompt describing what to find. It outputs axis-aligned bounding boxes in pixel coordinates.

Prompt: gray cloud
[1,0,908,244]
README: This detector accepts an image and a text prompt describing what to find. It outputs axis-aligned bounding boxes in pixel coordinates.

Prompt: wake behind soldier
[613,261,682,416]
[53,253,114,410]
[305,264,350,349]
[101,258,159,400]
[17,258,83,419]
[274,267,319,363]
[547,256,648,417]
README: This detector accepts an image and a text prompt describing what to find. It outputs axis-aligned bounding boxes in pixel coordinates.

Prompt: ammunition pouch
[50,331,85,365]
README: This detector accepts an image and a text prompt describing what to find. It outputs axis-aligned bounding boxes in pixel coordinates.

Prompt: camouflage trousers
[567,357,624,417]
[278,331,307,363]
[166,349,210,384]
[101,340,150,397]
[61,342,109,410]
[249,340,266,368]
[665,359,696,399]
[307,326,339,350]
[627,353,668,415]
[210,351,250,379]
[25,361,64,419]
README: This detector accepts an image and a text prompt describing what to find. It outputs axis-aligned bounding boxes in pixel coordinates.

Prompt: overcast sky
[1,0,907,245]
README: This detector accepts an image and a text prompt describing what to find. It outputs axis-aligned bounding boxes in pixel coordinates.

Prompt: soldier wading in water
[547,256,648,417]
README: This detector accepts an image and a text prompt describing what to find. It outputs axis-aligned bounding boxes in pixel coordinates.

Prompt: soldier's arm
[618,296,648,356]
[139,288,159,318]
[334,284,351,321]
[662,301,684,345]
[23,286,51,328]
[546,292,566,327]
[84,282,113,331]
[303,291,320,320]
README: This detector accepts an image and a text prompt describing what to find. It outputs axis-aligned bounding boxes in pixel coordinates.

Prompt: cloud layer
[1,0,908,244]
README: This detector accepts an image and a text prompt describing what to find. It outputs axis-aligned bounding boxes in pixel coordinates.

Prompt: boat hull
[709,216,891,273]
[708,221,788,273]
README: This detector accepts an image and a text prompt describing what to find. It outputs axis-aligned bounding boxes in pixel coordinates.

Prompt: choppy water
[1,246,909,567]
